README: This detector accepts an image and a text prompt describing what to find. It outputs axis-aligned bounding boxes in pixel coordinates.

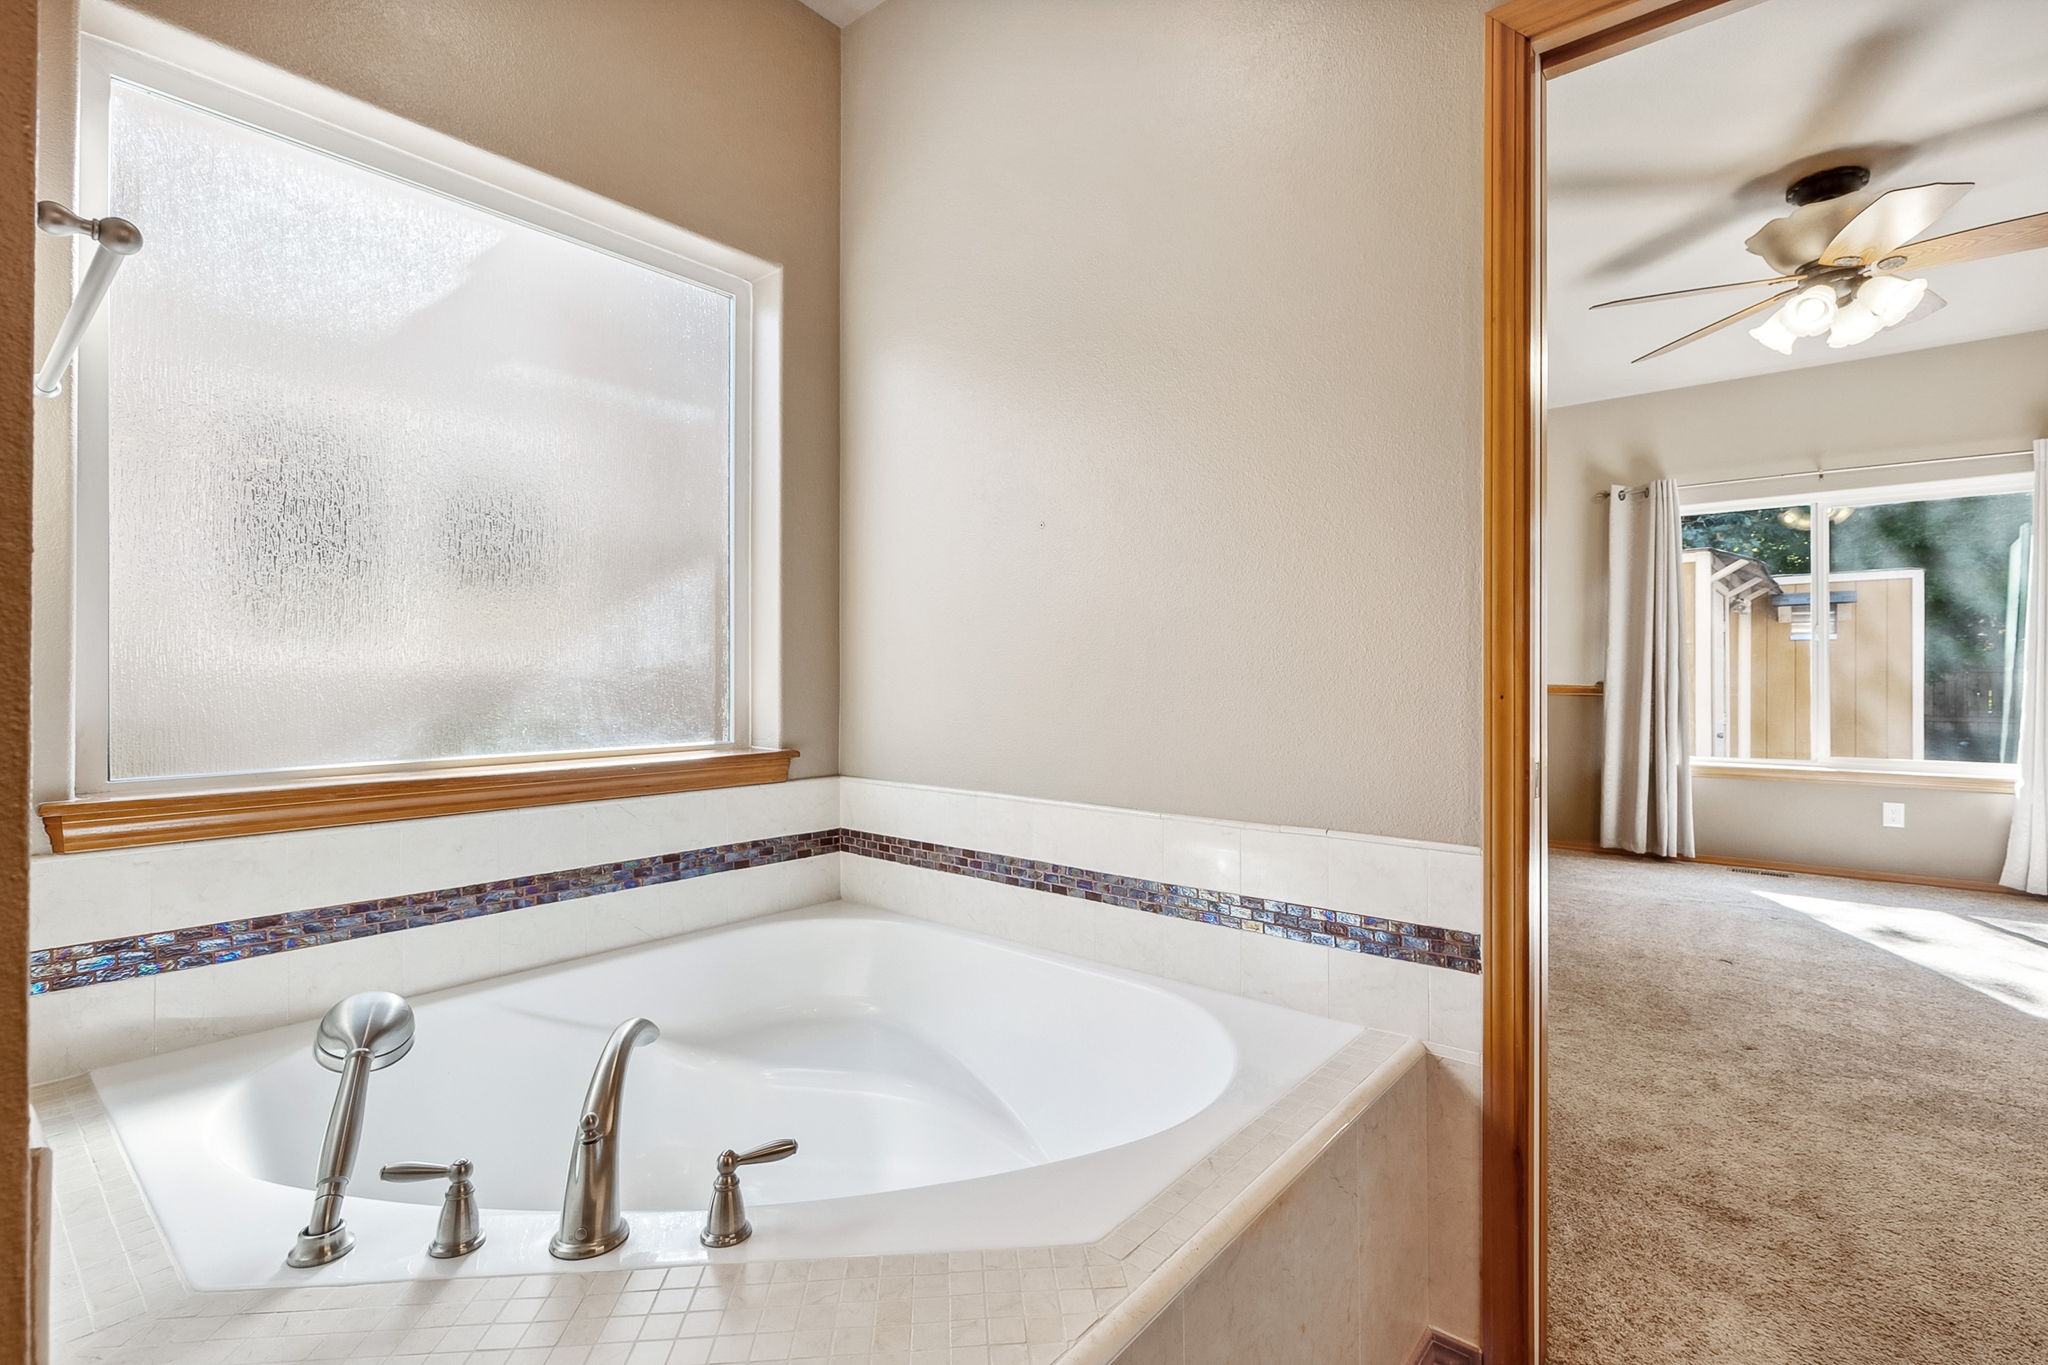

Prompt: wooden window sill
[37,746,800,853]
[1690,759,2014,795]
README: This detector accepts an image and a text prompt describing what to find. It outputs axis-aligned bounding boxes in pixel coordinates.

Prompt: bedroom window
[1679,474,2031,772]
[42,28,785,850]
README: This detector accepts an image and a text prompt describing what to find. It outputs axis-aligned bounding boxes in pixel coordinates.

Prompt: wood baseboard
[1548,840,2022,897]
[1408,1329,1482,1365]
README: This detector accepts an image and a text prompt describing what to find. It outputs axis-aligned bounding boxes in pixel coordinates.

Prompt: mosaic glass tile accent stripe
[28,829,844,994]
[28,825,1477,992]
[842,830,1481,973]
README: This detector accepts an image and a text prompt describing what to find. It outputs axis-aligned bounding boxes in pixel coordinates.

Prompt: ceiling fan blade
[1889,211,2048,272]
[1891,284,1947,329]
[1745,195,1872,274]
[1632,288,1798,364]
[1591,276,1804,310]
[1814,182,1973,267]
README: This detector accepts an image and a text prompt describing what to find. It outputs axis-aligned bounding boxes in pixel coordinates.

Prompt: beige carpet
[1547,851,2048,1364]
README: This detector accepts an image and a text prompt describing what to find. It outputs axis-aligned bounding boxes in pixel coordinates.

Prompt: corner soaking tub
[93,903,1360,1290]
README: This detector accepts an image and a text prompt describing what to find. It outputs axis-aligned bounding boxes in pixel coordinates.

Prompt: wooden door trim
[1480,3,1752,1361]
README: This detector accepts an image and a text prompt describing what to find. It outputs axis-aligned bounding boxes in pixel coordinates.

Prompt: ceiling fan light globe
[1859,273,1928,327]
[1748,312,1798,355]
[1781,283,1838,337]
[1826,297,1884,349]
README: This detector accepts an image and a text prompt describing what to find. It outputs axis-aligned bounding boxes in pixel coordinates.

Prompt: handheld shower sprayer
[286,991,416,1269]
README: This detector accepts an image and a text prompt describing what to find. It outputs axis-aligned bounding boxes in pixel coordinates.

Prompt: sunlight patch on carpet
[1756,891,2048,1019]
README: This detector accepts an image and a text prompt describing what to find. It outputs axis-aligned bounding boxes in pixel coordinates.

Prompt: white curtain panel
[1600,477,1696,858]
[2001,440,2048,895]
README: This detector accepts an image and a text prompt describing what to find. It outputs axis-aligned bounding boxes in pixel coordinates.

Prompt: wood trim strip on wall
[2,0,36,1356]
[1482,3,1752,1362]
[37,747,798,853]
[1690,760,2015,794]
[1550,839,2023,897]
[1480,9,1544,1363]
[1547,682,1603,696]
[1538,0,1764,73]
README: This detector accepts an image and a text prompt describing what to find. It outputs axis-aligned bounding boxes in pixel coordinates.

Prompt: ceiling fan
[1591,166,2048,363]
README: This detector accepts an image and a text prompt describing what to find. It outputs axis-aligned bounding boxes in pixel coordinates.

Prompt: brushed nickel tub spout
[550,1016,661,1260]
[286,992,416,1269]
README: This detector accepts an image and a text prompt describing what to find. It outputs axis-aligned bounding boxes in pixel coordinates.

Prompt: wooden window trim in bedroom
[36,747,798,853]
[1690,760,2015,795]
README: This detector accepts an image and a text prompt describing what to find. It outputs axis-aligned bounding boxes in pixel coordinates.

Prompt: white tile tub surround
[1104,1056,1482,1364]
[1426,1056,1483,1345]
[1103,1060,1429,1365]
[834,779,1484,1055]
[34,855,845,1085]
[833,779,1487,1356]
[39,1030,1428,1365]
[30,775,1485,1357]
[29,778,841,1083]
[32,776,1482,1079]
[30,778,840,949]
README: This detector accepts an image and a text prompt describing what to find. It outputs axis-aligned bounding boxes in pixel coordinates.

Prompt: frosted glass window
[100,80,735,782]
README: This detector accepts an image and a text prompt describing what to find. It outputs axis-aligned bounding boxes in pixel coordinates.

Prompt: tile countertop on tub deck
[38,1030,1425,1365]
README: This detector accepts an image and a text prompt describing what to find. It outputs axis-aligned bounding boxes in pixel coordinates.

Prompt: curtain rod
[1595,448,2032,501]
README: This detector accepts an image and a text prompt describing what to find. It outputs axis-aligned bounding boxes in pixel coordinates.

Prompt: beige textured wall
[1546,329,2048,880]
[840,0,1489,844]
[114,0,844,777]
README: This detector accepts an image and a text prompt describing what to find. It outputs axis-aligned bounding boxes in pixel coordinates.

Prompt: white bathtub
[95,903,1360,1290]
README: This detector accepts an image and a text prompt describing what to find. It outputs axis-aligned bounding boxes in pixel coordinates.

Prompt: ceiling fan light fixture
[1781,283,1839,337]
[1859,272,1928,327]
[1748,311,1798,355]
[1826,297,1885,349]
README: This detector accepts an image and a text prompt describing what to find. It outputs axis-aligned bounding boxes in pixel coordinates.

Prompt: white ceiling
[797,0,888,26]
[1546,0,2048,407]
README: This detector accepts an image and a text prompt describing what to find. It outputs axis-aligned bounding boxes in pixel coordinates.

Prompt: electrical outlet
[1882,802,1906,828]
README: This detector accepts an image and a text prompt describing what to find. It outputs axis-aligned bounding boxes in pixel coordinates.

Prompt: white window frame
[65,5,785,797]
[1681,469,2031,778]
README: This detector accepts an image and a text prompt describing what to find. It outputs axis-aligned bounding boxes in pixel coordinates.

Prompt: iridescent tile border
[29,829,844,995]
[29,825,1478,993]
[844,830,1481,973]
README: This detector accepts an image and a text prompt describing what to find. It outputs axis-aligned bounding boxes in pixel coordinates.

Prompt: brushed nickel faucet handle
[722,1139,798,1173]
[701,1139,798,1248]
[380,1158,485,1258]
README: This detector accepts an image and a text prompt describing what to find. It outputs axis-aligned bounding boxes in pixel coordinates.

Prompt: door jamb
[1480,2,1756,1361]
